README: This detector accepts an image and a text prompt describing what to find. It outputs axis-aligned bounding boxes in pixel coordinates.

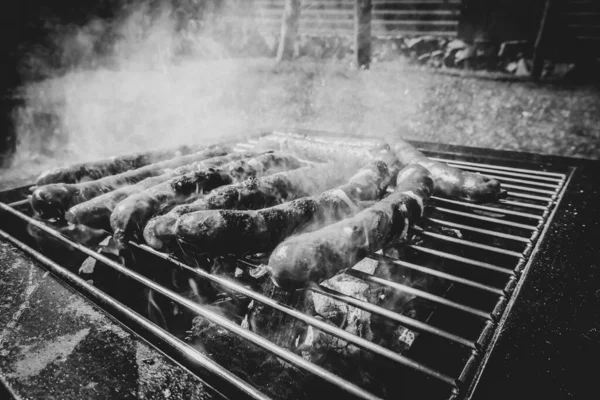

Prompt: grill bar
[370,253,505,295]
[425,218,531,243]
[0,203,383,400]
[345,269,492,320]
[408,245,514,275]
[433,207,539,230]
[431,197,544,220]
[306,284,477,349]
[7,199,29,207]
[497,199,550,210]
[501,184,558,195]
[416,230,524,258]
[473,174,561,188]
[0,228,271,400]
[428,157,567,178]
[135,243,458,386]
[431,164,565,183]
[232,258,477,349]
[506,192,554,202]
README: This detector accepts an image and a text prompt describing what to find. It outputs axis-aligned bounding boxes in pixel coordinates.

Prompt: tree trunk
[276,0,302,62]
[355,0,372,69]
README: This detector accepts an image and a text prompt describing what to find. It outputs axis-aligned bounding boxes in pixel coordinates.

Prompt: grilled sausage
[255,132,392,166]
[65,151,255,228]
[110,152,306,243]
[389,139,502,202]
[264,130,389,149]
[261,132,500,202]
[35,144,204,186]
[268,164,434,290]
[174,160,392,256]
[143,162,352,249]
[31,145,230,219]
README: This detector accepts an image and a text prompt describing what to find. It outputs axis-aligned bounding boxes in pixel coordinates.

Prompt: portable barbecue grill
[1,129,598,400]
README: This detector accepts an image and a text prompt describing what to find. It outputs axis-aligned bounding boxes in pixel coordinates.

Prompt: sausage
[143,162,352,249]
[31,145,230,219]
[255,132,393,166]
[109,152,306,243]
[389,139,502,202]
[65,151,256,228]
[266,130,390,149]
[174,160,392,256]
[261,132,500,202]
[111,168,234,243]
[35,144,203,185]
[268,164,434,290]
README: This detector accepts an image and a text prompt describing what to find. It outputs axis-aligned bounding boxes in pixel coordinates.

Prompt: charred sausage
[31,145,230,219]
[109,152,306,243]
[268,164,434,290]
[174,160,392,256]
[65,151,255,228]
[390,139,502,202]
[143,162,352,249]
[35,144,204,185]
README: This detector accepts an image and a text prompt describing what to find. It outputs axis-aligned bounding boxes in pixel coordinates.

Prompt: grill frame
[0,130,597,400]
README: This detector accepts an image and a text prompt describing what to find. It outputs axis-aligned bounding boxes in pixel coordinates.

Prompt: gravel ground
[262,60,600,159]
[1,58,599,190]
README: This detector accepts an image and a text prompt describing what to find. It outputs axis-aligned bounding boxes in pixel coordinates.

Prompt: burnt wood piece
[190,315,309,400]
[143,162,352,250]
[390,138,502,202]
[201,259,418,400]
[110,152,306,243]
[31,146,231,219]
[34,144,207,186]
[174,160,392,257]
[268,164,434,290]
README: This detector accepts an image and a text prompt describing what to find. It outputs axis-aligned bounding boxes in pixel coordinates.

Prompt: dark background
[0,0,128,165]
[0,0,200,165]
[1,0,128,93]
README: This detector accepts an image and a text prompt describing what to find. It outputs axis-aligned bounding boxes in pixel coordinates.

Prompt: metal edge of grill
[0,129,573,400]
[458,165,575,400]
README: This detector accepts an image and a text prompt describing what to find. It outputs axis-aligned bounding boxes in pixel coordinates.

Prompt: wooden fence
[228,0,598,56]
[563,0,600,45]
[231,0,461,37]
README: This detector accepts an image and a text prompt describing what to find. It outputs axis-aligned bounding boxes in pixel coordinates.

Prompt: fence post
[276,0,302,62]
[532,0,553,81]
[355,0,372,69]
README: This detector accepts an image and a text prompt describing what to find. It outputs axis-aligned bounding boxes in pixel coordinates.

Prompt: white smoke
[5,1,421,185]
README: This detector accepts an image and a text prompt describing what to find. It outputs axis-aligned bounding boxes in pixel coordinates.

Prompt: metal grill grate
[0,133,571,400]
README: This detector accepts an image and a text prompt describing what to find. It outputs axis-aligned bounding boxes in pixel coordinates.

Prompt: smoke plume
[8,2,278,174]
[5,1,423,184]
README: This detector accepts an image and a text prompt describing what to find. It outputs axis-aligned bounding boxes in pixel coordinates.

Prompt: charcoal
[188,256,426,399]
[191,316,311,400]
